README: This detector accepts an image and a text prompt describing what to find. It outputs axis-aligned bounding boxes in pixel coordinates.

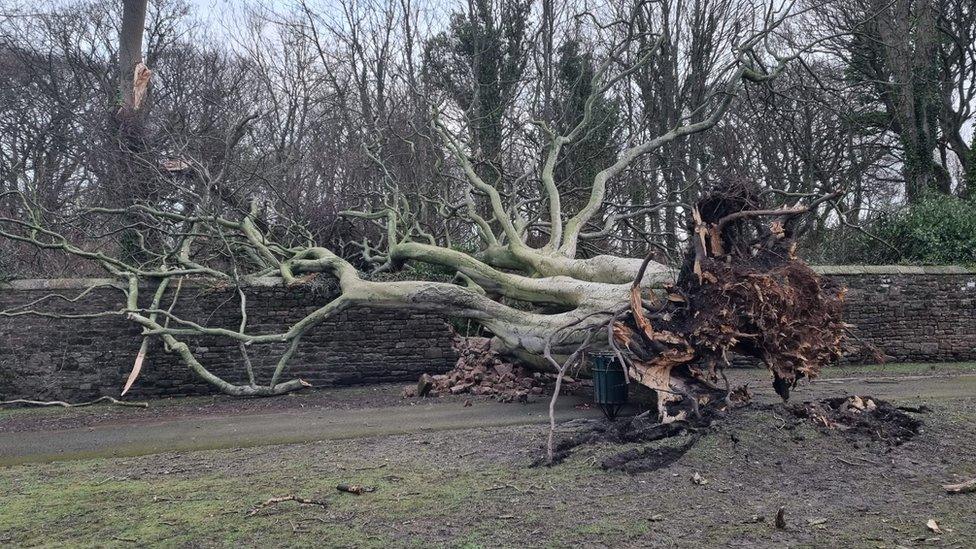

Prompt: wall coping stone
[812,265,975,275]
[1,276,289,291]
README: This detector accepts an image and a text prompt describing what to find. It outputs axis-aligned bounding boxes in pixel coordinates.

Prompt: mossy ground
[1,364,974,548]
[824,361,976,377]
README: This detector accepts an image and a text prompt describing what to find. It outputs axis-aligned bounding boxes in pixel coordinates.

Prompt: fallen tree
[0,2,832,402]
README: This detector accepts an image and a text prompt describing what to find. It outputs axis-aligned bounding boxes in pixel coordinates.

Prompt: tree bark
[118,0,148,116]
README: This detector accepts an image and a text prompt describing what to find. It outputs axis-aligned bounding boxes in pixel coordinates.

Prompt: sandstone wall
[0,278,457,400]
[817,266,975,363]
[1,266,973,400]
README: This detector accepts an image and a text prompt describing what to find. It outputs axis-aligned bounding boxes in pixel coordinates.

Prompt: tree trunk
[119,0,149,117]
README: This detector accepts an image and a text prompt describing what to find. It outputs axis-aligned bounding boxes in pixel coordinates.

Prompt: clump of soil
[788,395,922,445]
[600,438,698,473]
[541,393,924,472]
[538,382,755,470]
[535,412,705,471]
[403,337,561,402]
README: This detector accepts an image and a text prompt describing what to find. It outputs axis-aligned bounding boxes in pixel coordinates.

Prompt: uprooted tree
[609,181,846,422]
[0,1,847,416]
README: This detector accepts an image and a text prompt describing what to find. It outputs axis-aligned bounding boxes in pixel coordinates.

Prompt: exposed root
[0,396,149,409]
[615,181,847,422]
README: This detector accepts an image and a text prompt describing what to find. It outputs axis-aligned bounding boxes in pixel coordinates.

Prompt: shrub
[863,193,976,264]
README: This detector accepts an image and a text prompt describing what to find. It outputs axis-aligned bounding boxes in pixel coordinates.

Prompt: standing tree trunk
[118,0,149,118]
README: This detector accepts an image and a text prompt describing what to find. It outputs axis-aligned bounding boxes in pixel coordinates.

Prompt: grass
[820,361,976,378]
[1,459,455,546]
[9,419,966,547]
[0,436,599,547]
[1,362,975,547]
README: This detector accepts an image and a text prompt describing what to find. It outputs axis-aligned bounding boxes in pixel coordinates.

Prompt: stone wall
[816,266,976,363]
[0,266,974,400]
[0,278,457,400]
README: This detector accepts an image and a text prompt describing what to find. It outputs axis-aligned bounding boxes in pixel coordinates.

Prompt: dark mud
[788,395,923,445]
[537,412,707,470]
[600,438,698,473]
[541,393,925,473]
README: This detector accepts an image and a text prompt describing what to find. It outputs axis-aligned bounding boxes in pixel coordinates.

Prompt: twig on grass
[0,396,148,408]
[943,477,976,494]
[247,495,328,516]
[353,463,387,471]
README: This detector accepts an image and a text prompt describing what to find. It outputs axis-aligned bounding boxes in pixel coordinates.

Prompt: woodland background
[1,0,974,279]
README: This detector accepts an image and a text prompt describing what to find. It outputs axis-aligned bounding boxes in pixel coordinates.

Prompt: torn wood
[122,341,148,397]
[131,62,152,111]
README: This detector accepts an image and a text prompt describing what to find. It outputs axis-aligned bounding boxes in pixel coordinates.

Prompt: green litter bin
[591,352,628,420]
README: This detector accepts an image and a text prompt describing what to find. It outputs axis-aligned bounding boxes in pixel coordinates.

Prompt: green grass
[0,444,593,547]
[820,361,976,378]
[0,463,401,546]
[2,363,975,547]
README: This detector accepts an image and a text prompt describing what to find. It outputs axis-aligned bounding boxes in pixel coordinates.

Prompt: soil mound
[538,394,923,472]
[788,395,922,445]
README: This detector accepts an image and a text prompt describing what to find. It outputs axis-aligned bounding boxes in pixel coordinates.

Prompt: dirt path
[0,394,598,466]
[2,367,974,467]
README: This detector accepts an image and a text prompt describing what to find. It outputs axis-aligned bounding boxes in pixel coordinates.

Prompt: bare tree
[0,1,854,421]
[810,0,976,200]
